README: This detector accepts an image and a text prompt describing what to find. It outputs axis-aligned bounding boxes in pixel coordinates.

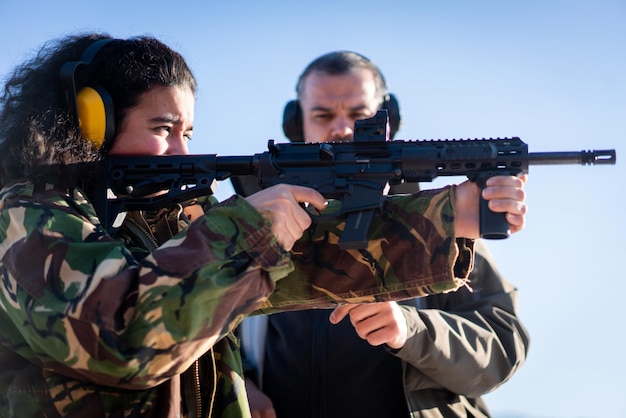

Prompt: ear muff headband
[59,38,117,150]
[282,93,402,143]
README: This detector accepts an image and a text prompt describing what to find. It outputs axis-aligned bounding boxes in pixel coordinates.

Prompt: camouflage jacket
[0,181,473,418]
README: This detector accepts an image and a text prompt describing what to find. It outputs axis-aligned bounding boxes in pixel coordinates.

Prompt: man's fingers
[329,304,358,324]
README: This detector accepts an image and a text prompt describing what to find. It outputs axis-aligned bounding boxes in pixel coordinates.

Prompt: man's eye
[155,126,172,134]
[184,134,192,142]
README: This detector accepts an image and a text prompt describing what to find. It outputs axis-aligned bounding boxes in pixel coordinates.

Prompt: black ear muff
[382,93,401,139]
[59,38,116,150]
[282,99,304,143]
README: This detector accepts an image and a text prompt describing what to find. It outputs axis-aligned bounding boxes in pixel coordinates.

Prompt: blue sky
[1,1,624,417]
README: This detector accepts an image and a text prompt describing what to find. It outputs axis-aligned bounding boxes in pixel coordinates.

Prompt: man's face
[109,85,195,156]
[300,69,379,143]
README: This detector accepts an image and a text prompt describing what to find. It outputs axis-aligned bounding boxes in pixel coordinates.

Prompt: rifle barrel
[529,150,616,165]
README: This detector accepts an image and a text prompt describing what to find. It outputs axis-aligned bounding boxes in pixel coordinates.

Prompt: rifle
[93,110,616,250]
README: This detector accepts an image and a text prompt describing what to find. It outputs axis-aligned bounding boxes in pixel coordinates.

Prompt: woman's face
[109,85,195,156]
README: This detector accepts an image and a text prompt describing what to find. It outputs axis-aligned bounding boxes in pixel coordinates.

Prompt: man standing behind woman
[239,51,531,418]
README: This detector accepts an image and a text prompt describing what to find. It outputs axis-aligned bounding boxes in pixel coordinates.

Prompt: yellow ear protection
[282,93,402,143]
[59,39,117,150]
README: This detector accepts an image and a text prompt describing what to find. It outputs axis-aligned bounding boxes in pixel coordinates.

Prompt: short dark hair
[0,33,197,187]
[295,51,388,106]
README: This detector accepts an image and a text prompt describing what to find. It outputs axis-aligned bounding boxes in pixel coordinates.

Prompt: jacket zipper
[191,360,202,418]
[312,313,326,418]
[402,359,415,418]
[124,214,205,417]
[125,215,160,250]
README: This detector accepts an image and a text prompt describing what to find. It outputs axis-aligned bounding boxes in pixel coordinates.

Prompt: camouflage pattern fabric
[0,180,472,417]
[260,188,473,312]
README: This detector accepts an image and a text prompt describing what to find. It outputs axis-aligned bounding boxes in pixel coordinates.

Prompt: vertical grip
[479,195,510,239]
[475,172,512,240]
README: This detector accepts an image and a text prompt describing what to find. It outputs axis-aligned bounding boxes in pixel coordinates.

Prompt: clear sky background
[1,1,624,417]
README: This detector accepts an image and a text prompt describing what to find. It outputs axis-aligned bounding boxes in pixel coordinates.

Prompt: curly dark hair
[0,33,197,188]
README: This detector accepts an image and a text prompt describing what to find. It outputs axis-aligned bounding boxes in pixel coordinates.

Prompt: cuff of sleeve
[447,184,475,283]
[408,186,475,290]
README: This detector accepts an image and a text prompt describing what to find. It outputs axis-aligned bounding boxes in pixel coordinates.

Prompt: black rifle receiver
[95,110,616,250]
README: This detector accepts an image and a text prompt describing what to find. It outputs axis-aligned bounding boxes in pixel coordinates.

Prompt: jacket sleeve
[393,239,530,397]
[256,186,474,313]
[0,185,289,390]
